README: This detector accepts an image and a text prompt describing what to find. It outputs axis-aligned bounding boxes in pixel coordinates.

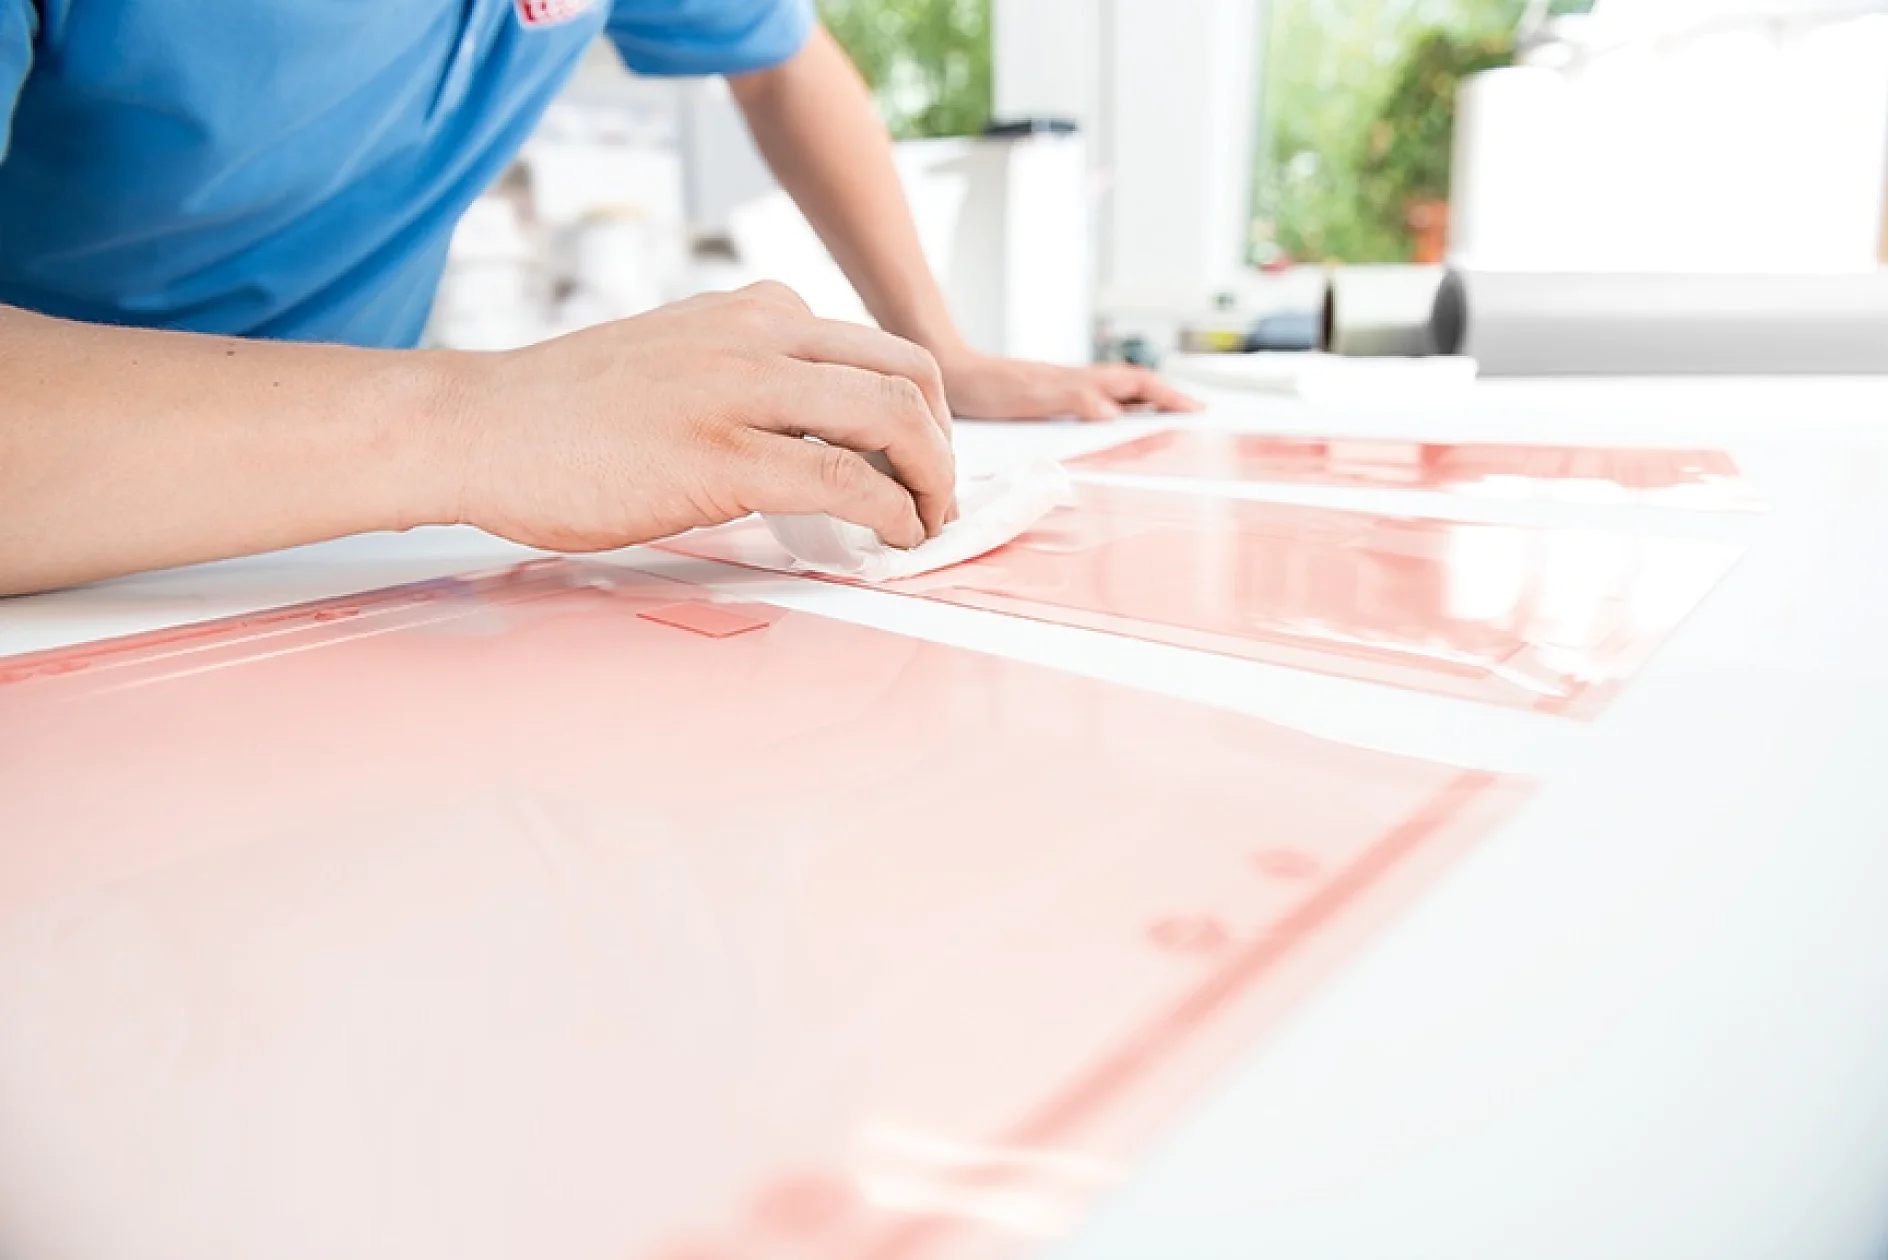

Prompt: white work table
[4,376,1887,1260]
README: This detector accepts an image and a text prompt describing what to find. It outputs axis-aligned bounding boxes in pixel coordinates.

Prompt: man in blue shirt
[0,0,1194,595]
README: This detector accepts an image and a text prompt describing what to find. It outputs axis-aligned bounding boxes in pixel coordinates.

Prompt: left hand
[936,350,1203,422]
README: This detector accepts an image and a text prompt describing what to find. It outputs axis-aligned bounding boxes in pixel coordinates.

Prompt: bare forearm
[0,306,458,596]
[729,27,967,357]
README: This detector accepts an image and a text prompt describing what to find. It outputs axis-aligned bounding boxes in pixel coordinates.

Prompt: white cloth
[1166,351,1478,403]
[764,458,1075,583]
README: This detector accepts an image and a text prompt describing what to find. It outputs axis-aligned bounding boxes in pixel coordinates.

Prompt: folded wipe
[764,458,1075,583]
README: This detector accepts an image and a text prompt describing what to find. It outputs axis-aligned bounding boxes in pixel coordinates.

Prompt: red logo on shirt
[512,0,596,27]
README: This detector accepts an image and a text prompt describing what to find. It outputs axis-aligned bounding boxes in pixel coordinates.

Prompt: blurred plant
[819,0,993,140]
[1252,0,1590,264]
[1356,25,1518,249]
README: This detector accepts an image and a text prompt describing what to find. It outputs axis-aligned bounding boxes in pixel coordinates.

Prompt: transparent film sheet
[0,560,1522,1260]
[1069,431,1762,512]
[666,484,1744,719]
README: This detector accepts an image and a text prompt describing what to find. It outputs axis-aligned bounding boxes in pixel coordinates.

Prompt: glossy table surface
[4,376,1887,1260]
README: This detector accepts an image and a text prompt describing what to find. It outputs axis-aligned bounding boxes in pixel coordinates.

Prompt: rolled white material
[1320,266,1451,358]
[764,458,1075,583]
[1438,271,1888,376]
[1449,68,1574,272]
[1448,23,1888,274]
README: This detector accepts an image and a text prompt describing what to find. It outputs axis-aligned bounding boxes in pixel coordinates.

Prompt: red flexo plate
[665,483,1744,720]
[1069,430,1764,511]
[0,559,1523,1260]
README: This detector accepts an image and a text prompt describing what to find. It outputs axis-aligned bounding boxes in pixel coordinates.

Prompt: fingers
[755,359,957,538]
[1017,381,1119,422]
[1071,388,1123,421]
[773,317,953,439]
[956,362,1200,422]
[742,432,926,550]
[706,286,950,438]
[1049,367,1201,420]
[703,286,958,528]
[1093,364,1204,412]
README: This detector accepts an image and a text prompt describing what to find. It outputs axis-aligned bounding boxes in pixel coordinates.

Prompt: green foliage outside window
[1254,0,1592,263]
[817,0,1592,261]
[1357,26,1519,243]
[819,0,993,140]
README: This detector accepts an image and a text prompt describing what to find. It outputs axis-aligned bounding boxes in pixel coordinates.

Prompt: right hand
[441,281,956,554]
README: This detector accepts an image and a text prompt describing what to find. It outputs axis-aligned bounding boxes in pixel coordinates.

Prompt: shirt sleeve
[0,0,33,164]
[606,0,814,77]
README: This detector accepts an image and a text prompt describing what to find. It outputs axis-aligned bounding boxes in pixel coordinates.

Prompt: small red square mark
[637,601,775,640]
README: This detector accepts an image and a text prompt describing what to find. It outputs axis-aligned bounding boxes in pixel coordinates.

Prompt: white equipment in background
[991,0,1263,317]
[1451,1,1888,272]
[437,4,1265,358]
[429,47,693,350]
[429,187,549,352]
[678,78,1093,365]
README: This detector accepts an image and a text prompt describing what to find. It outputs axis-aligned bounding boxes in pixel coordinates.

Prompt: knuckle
[726,299,773,337]
[691,412,754,460]
[746,279,806,310]
[882,374,930,419]
[911,344,944,391]
[817,445,865,497]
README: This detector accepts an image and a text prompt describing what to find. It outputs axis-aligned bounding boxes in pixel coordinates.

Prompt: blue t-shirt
[0,0,811,347]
